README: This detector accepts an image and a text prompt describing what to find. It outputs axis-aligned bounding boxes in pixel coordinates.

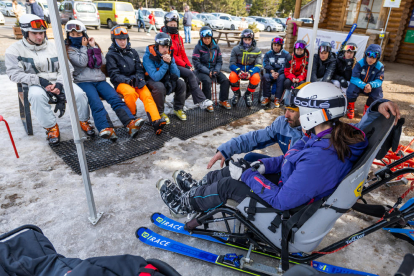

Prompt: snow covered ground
[0,74,413,275]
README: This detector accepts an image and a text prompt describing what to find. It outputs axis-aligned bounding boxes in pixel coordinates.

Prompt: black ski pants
[191,166,280,212]
[146,79,186,114]
[196,71,230,102]
[177,66,206,104]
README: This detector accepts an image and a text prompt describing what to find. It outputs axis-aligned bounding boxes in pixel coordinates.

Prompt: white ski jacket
[5,38,70,86]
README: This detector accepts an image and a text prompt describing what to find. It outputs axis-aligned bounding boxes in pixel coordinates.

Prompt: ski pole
[0,115,19,158]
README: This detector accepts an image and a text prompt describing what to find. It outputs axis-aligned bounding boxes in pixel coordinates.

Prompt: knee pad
[229,71,240,84]
[249,73,260,86]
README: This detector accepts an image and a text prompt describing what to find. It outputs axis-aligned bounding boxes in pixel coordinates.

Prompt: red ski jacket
[161,27,191,68]
[284,49,309,82]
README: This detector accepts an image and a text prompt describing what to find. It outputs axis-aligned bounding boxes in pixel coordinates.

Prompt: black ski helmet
[110,25,129,43]
[271,36,284,50]
[199,26,213,38]
[164,12,179,28]
[155,32,172,47]
[318,41,332,53]
[240,29,254,40]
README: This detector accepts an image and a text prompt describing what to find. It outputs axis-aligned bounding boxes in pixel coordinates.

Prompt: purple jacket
[87,48,103,69]
[241,127,368,211]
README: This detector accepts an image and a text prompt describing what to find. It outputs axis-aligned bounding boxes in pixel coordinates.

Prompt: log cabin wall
[393,1,414,64]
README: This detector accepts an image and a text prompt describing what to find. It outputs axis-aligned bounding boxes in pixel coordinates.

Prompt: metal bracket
[73,137,87,144]
[89,212,104,225]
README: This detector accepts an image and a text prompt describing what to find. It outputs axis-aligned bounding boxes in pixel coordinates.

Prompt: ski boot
[99,127,118,141]
[174,110,187,121]
[172,170,200,192]
[244,91,253,108]
[127,118,145,138]
[363,104,369,115]
[219,100,231,110]
[161,113,170,125]
[261,97,270,107]
[232,90,241,106]
[45,123,60,146]
[347,102,355,119]
[153,118,167,135]
[80,121,95,136]
[156,179,195,218]
[274,98,280,108]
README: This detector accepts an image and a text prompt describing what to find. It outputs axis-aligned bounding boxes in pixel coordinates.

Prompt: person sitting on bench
[65,20,144,140]
[156,82,368,220]
[332,42,358,95]
[5,14,94,146]
[192,26,231,110]
[229,28,262,108]
[310,41,336,83]
[106,26,166,135]
[284,40,309,92]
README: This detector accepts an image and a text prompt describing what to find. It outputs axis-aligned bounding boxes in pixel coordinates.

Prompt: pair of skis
[136,213,378,275]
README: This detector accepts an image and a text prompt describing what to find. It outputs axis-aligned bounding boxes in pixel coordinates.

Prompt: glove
[54,83,63,93]
[137,78,146,89]
[39,77,52,88]
[229,158,251,181]
[54,92,66,118]
[46,91,58,103]
[185,64,191,69]
[339,78,348,88]
[250,161,265,175]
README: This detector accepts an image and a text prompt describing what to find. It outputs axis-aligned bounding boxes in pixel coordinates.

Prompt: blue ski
[312,261,378,276]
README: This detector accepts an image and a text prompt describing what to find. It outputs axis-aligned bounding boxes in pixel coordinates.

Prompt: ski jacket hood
[229,40,263,75]
[365,44,382,60]
[161,26,192,67]
[192,39,222,75]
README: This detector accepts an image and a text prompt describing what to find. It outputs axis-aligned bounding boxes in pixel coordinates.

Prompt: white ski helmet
[19,14,47,38]
[293,82,347,131]
[65,20,87,34]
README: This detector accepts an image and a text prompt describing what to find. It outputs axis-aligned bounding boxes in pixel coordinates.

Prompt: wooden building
[292,0,414,65]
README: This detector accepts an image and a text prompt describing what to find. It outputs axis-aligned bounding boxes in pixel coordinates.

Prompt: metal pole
[380,8,392,48]
[306,0,322,83]
[46,0,103,225]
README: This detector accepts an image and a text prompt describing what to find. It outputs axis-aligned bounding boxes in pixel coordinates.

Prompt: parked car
[298,17,313,24]
[217,13,239,30]
[0,11,5,24]
[137,8,165,30]
[195,13,223,30]
[95,1,135,29]
[0,1,14,17]
[272,17,286,29]
[59,1,100,29]
[244,17,265,31]
[252,17,283,32]
[178,12,204,29]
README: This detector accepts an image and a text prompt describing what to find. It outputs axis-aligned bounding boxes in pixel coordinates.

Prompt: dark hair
[171,5,175,9]
[325,121,365,162]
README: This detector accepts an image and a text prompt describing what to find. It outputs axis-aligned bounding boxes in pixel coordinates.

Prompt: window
[76,3,96,13]
[154,11,164,17]
[67,2,73,11]
[97,3,113,11]
[220,16,228,20]
[345,0,383,29]
[116,3,133,12]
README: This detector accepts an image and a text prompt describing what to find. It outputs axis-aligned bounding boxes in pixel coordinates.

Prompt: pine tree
[248,0,263,16]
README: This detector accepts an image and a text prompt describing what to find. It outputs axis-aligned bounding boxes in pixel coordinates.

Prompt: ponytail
[327,121,365,162]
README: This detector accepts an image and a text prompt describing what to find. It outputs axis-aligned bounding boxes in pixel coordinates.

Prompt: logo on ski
[155,216,184,230]
[141,231,171,246]
[346,233,365,244]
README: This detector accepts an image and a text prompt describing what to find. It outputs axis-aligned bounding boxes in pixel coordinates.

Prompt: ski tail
[340,23,357,51]
[312,261,378,276]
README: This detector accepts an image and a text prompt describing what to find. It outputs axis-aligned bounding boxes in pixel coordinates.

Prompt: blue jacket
[263,49,291,75]
[241,128,368,211]
[143,45,180,82]
[217,99,387,159]
[137,9,144,20]
[350,44,384,90]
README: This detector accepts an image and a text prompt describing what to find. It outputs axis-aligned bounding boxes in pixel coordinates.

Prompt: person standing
[12,0,24,21]
[183,5,193,44]
[147,11,157,36]
[137,6,146,32]
[26,0,44,20]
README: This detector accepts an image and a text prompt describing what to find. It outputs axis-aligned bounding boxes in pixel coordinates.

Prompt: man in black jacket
[192,26,231,109]
[106,26,166,135]
[261,36,291,107]
[310,41,336,83]
[332,42,357,94]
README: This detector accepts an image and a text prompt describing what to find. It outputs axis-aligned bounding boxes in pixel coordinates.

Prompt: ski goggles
[294,42,306,49]
[282,89,298,110]
[155,37,172,46]
[318,45,331,53]
[112,26,128,36]
[343,45,357,52]
[21,19,47,30]
[241,31,254,39]
[66,23,83,32]
[366,51,379,58]
[200,29,213,38]
[272,37,284,44]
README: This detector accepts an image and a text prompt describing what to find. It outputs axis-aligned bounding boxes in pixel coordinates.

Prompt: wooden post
[294,0,301,19]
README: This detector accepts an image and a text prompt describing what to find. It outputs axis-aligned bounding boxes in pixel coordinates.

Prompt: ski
[340,23,357,51]
[149,213,379,275]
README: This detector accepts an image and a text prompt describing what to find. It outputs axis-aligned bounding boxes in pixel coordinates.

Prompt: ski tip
[136,227,149,239]
[151,212,163,223]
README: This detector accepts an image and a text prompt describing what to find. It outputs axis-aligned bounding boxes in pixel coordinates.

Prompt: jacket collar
[22,37,48,51]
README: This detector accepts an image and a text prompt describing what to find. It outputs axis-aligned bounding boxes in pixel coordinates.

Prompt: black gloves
[128,77,147,89]
[339,78,348,88]
[54,83,63,93]
[54,92,66,118]
[39,77,52,88]
[185,64,191,69]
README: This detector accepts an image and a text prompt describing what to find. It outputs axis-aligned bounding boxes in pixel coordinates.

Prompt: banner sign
[409,9,414,28]
[297,28,369,61]
[383,0,402,8]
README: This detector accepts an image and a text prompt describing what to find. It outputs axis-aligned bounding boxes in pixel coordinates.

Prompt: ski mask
[242,41,251,50]
[69,36,83,49]
[166,26,178,34]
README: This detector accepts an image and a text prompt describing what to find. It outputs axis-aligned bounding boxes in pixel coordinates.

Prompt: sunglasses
[21,19,47,30]
[112,26,128,36]
[272,37,284,44]
[294,42,306,49]
[200,29,213,38]
[366,51,379,58]
[66,23,83,32]
[343,45,357,51]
